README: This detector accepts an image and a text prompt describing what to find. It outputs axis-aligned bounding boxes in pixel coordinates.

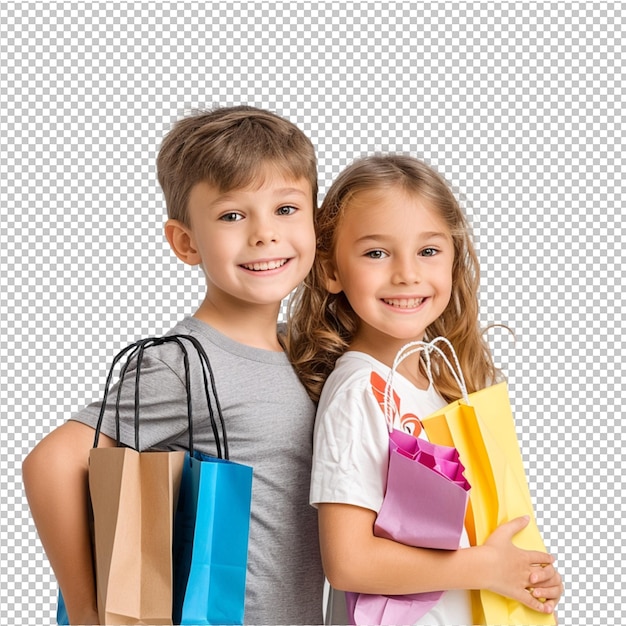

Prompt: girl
[288,155,562,624]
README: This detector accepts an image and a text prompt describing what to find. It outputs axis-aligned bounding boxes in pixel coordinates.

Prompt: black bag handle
[92,334,228,460]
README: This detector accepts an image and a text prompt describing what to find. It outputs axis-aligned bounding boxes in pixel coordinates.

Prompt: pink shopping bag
[347,342,471,626]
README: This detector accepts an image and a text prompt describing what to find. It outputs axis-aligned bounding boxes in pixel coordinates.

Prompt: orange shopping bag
[392,338,556,625]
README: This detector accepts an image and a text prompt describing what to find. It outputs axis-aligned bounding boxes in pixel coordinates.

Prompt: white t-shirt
[311,351,472,626]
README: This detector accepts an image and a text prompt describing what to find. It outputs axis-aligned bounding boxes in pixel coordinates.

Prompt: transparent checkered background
[1,3,623,624]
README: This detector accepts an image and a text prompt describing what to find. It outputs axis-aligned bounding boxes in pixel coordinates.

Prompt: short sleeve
[70,345,194,451]
[310,382,390,513]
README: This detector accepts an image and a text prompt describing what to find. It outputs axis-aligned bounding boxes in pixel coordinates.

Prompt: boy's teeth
[383,297,425,308]
[243,259,287,271]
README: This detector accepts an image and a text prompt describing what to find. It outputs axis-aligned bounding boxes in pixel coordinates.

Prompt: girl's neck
[349,337,430,390]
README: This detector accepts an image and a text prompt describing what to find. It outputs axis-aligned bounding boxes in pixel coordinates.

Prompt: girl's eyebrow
[420,232,451,241]
[354,231,450,244]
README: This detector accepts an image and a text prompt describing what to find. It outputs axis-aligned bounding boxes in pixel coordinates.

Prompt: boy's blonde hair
[288,154,499,403]
[157,106,317,225]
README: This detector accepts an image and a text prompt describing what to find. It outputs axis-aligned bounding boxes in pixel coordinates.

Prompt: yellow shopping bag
[423,381,556,625]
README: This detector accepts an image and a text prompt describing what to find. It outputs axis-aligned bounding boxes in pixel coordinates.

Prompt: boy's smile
[182,172,315,315]
[240,259,289,272]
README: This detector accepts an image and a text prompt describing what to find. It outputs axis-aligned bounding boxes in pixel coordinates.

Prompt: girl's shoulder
[317,351,386,413]
[323,351,381,390]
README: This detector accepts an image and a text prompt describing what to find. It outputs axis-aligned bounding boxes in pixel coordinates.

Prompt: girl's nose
[391,256,421,284]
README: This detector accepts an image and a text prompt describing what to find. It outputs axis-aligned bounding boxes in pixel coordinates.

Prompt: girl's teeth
[384,298,424,308]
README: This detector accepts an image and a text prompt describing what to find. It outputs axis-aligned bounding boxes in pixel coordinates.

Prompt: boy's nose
[248,217,279,246]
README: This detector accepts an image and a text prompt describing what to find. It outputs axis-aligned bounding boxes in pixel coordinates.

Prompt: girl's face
[326,187,454,362]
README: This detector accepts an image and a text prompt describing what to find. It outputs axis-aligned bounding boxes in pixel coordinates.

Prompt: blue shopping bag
[173,450,253,625]
[56,590,68,625]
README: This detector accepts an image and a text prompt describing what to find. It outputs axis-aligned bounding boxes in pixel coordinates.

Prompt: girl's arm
[22,421,116,626]
[319,502,560,616]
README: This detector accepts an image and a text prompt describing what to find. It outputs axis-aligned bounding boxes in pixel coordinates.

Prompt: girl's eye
[365,250,388,259]
[421,247,438,257]
[276,205,297,216]
[219,212,243,222]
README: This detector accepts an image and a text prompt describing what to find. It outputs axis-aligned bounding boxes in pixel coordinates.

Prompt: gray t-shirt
[71,316,324,624]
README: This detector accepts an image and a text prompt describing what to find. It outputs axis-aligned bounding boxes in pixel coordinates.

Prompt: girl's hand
[529,565,564,621]
[483,516,560,615]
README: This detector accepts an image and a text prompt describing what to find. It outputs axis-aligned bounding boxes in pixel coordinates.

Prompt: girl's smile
[325,187,454,361]
[381,296,428,310]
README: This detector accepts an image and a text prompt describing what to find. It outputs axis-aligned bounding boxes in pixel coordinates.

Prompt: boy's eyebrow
[209,187,309,208]
[272,187,309,197]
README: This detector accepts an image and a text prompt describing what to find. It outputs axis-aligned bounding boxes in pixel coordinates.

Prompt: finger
[517,588,555,614]
[531,570,562,590]
[506,515,531,534]
[527,553,555,572]
[491,515,531,541]
[538,600,556,615]
[531,584,563,602]
[529,563,557,585]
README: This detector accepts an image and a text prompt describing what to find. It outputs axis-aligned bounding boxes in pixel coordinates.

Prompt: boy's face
[184,172,315,311]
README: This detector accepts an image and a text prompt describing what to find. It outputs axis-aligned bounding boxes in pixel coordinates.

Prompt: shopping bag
[56,590,68,625]
[56,335,252,625]
[376,430,470,550]
[88,337,189,625]
[347,344,471,626]
[90,446,185,625]
[169,334,253,625]
[56,451,184,626]
[172,450,252,625]
[419,337,556,625]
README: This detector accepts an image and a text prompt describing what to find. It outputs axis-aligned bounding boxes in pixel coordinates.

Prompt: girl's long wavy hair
[287,154,500,404]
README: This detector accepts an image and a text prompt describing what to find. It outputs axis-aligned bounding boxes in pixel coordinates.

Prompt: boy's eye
[421,247,438,257]
[276,205,297,216]
[219,212,243,222]
[365,250,388,259]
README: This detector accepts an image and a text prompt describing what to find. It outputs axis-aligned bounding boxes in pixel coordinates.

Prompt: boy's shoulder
[158,316,291,368]
[104,318,213,386]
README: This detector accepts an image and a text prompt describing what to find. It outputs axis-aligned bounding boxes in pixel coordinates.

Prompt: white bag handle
[383,337,469,433]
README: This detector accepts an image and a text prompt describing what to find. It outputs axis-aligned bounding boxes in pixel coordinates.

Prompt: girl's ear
[323,260,343,294]
[164,219,202,266]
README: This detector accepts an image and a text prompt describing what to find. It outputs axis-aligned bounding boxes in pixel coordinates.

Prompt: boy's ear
[323,260,343,294]
[164,219,202,266]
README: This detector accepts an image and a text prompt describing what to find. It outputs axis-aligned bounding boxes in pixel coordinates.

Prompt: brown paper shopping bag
[89,447,185,625]
[89,337,194,624]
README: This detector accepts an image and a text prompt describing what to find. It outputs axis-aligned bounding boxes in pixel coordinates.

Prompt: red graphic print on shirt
[369,371,423,437]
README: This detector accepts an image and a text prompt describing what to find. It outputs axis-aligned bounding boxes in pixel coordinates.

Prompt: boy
[22,106,324,624]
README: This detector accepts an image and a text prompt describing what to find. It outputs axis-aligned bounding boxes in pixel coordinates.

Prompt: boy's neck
[193,297,284,352]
